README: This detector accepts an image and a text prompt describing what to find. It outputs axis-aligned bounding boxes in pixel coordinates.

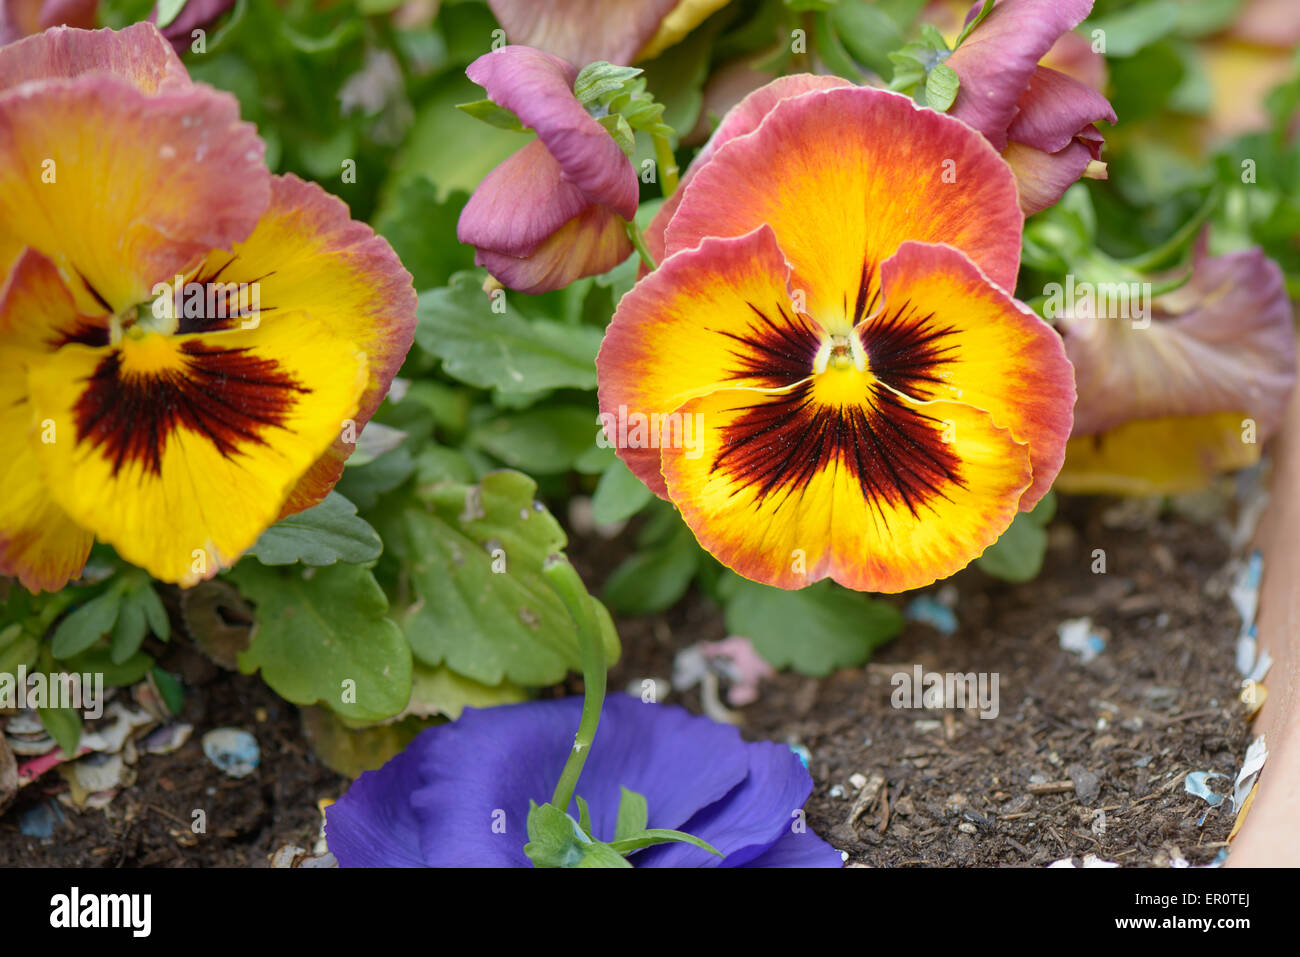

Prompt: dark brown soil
[0,666,342,868]
[0,496,1249,867]
[603,496,1250,867]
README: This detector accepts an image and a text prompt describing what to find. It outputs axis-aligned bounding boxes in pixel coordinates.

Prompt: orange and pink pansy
[0,24,416,592]
[598,80,1075,593]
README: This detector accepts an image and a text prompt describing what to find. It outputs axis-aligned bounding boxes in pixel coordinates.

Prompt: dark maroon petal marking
[52,320,110,349]
[175,259,278,335]
[73,341,309,477]
[861,301,959,399]
[707,300,963,523]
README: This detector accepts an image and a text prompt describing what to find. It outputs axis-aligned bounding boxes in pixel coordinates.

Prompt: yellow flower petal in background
[1056,413,1260,496]
[1060,243,1295,494]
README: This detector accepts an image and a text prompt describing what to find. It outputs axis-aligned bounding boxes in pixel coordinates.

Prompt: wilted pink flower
[456,46,638,294]
[486,0,729,67]
[1057,240,1297,494]
[0,0,94,45]
[946,0,1115,215]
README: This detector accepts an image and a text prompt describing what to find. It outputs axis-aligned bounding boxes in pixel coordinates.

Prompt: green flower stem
[544,555,607,815]
[651,132,679,198]
[1120,185,1220,272]
[624,218,658,272]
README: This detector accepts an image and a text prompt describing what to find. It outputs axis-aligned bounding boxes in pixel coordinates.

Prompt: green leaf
[110,590,148,665]
[573,62,643,106]
[155,0,187,30]
[383,74,526,206]
[975,491,1056,584]
[230,562,413,722]
[591,457,653,526]
[597,113,637,157]
[38,705,82,756]
[469,406,596,474]
[953,0,995,48]
[416,275,606,393]
[61,648,154,688]
[924,62,960,112]
[335,445,417,510]
[608,828,724,858]
[577,795,594,837]
[345,422,408,468]
[401,661,528,721]
[402,470,619,686]
[1085,0,1179,57]
[51,587,124,659]
[724,579,903,676]
[830,0,904,77]
[614,787,648,842]
[0,624,39,678]
[374,179,475,292]
[603,521,700,616]
[151,667,185,716]
[138,583,170,643]
[524,802,634,869]
[454,98,527,132]
[247,492,383,567]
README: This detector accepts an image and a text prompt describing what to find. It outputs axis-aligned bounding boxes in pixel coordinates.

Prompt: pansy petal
[26,323,368,586]
[0,22,189,93]
[406,695,750,866]
[597,226,800,498]
[1062,246,1296,439]
[637,0,732,61]
[486,0,676,67]
[1057,413,1260,496]
[0,75,268,310]
[635,740,810,867]
[179,174,417,517]
[0,250,95,592]
[1001,138,1097,216]
[664,86,1023,323]
[458,138,592,258]
[1007,66,1115,155]
[645,73,852,266]
[662,387,1032,593]
[475,199,633,296]
[466,46,637,218]
[946,0,1095,150]
[872,241,1074,509]
[324,744,428,868]
[739,826,844,867]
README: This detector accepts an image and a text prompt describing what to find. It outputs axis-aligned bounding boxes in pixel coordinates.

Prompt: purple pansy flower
[946,0,1116,214]
[325,693,844,868]
[456,45,638,295]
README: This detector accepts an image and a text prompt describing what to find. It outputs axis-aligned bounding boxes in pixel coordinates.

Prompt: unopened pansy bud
[0,0,95,45]
[456,46,639,295]
[1057,240,1297,494]
[945,0,1116,215]
[486,0,729,67]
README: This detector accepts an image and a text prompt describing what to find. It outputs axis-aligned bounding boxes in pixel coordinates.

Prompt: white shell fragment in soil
[141,722,194,755]
[202,728,260,778]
